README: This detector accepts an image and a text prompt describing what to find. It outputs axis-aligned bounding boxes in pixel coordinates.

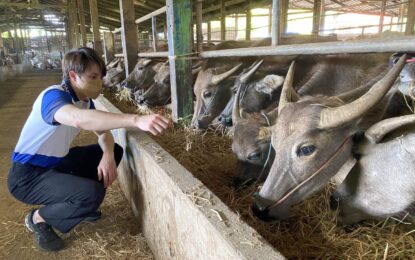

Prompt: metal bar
[196,0,203,52]
[220,0,226,40]
[199,37,415,58]
[135,6,167,24]
[271,0,280,46]
[152,16,158,52]
[166,0,194,122]
[246,6,251,40]
[207,21,211,42]
[120,0,139,76]
[138,51,168,58]
[114,53,124,57]
[312,0,322,35]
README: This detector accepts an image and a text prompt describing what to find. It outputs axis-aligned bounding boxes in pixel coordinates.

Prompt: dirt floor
[0,71,153,260]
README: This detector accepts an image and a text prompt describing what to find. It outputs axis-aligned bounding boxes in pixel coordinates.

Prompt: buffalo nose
[121,81,127,88]
[225,117,233,126]
[330,195,339,210]
[251,203,273,221]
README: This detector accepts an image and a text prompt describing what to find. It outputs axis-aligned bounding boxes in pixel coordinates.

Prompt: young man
[7,47,170,251]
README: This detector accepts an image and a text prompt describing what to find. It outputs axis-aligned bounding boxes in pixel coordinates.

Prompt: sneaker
[25,209,65,251]
[83,210,102,222]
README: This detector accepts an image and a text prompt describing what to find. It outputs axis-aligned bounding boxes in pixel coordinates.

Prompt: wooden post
[163,23,167,41]
[70,0,80,47]
[271,0,280,46]
[166,0,194,122]
[103,32,115,64]
[280,0,289,35]
[207,21,211,42]
[246,8,251,40]
[312,0,322,35]
[398,2,405,32]
[77,0,87,46]
[220,0,226,41]
[378,0,386,34]
[268,7,272,36]
[195,0,203,52]
[89,0,103,55]
[119,0,139,76]
[405,0,415,35]
[151,16,158,52]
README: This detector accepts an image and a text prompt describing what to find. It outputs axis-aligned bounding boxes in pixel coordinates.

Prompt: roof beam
[0,2,65,10]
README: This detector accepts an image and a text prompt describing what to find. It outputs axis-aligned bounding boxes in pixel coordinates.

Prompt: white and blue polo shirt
[12,79,95,168]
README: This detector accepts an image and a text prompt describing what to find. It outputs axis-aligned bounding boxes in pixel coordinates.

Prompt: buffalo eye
[296,145,316,157]
[138,66,144,71]
[203,91,212,98]
[248,151,261,161]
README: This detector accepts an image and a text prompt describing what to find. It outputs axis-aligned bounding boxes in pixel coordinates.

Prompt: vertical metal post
[207,21,211,42]
[246,6,251,40]
[13,20,20,53]
[89,0,103,55]
[77,0,87,46]
[235,13,239,39]
[0,29,3,48]
[166,0,194,122]
[271,0,280,46]
[119,0,139,76]
[280,0,288,35]
[195,0,203,52]
[220,0,226,41]
[312,0,322,35]
[405,0,415,35]
[152,16,158,52]
[378,0,387,34]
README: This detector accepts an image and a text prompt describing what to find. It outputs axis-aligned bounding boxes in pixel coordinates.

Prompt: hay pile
[107,93,415,259]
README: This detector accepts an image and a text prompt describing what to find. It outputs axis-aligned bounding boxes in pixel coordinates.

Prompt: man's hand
[97,152,117,188]
[134,114,171,135]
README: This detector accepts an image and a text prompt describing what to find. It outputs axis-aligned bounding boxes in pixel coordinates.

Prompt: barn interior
[0,0,415,259]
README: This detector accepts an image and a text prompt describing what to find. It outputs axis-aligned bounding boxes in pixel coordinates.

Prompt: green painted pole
[166,0,194,123]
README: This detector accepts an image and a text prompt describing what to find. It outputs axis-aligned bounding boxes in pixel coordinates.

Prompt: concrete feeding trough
[94,96,285,260]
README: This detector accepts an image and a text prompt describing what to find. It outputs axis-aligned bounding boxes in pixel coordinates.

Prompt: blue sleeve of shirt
[89,99,95,109]
[41,89,73,125]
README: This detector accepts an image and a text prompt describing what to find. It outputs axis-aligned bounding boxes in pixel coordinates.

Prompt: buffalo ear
[255,75,285,95]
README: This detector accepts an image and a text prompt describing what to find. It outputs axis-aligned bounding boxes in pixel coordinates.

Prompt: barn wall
[94,96,285,260]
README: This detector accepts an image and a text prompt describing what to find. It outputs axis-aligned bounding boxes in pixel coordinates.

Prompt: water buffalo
[134,61,202,107]
[103,58,125,89]
[251,55,407,222]
[230,54,392,188]
[120,58,165,93]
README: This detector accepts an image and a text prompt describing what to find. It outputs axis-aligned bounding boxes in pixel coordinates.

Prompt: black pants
[7,144,123,233]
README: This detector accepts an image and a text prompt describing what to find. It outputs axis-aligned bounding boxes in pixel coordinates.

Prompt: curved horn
[211,63,243,85]
[319,54,407,129]
[365,114,415,144]
[278,61,299,115]
[143,59,152,66]
[192,66,202,75]
[258,126,273,140]
[240,59,264,84]
[232,75,243,123]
